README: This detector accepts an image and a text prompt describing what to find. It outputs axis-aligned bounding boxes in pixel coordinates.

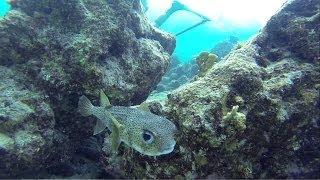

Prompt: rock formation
[0,0,174,178]
[116,0,320,178]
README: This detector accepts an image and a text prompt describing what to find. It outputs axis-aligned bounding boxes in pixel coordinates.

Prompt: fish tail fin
[78,95,94,116]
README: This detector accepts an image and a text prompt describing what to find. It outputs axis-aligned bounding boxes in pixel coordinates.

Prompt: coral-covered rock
[0,0,175,105]
[153,56,199,94]
[195,52,218,77]
[153,35,239,95]
[115,0,320,178]
[0,66,60,178]
[211,35,239,60]
[254,0,319,64]
[0,0,174,178]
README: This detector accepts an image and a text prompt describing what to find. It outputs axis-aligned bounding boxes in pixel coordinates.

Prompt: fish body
[78,91,177,156]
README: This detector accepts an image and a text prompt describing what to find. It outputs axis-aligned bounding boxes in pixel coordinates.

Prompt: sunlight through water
[146,0,286,62]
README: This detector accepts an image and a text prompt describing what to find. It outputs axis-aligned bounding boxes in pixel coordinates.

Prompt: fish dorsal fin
[100,90,111,108]
[137,102,150,112]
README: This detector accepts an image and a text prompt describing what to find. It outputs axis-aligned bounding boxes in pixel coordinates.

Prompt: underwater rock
[154,36,238,95]
[0,66,60,178]
[0,0,175,105]
[154,56,199,93]
[211,35,239,60]
[0,0,174,178]
[116,0,320,178]
[195,52,218,77]
[254,0,319,65]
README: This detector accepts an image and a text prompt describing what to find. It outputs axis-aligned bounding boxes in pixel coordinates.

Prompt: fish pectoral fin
[110,130,121,153]
[100,90,111,108]
[107,110,123,130]
[110,121,123,153]
[78,95,94,116]
[93,118,108,135]
[107,112,123,153]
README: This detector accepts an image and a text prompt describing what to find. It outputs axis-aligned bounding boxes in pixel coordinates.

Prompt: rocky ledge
[0,0,175,178]
[115,0,320,178]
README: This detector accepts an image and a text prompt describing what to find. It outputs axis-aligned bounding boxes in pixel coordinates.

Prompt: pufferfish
[78,90,177,156]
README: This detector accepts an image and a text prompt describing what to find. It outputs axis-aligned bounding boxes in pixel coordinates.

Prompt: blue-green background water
[0,0,10,18]
[158,11,260,62]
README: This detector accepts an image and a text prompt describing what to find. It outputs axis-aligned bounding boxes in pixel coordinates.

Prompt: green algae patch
[14,130,45,160]
[14,130,44,148]
[0,100,34,130]
[146,91,170,105]
[196,52,218,77]
[0,132,14,150]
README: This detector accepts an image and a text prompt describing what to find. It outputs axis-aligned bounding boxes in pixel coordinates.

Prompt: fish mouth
[164,145,175,151]
[161,143,176,155]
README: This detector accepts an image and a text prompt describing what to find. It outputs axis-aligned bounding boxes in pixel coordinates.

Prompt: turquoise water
[159,11,261,63]
[0,0,10,18]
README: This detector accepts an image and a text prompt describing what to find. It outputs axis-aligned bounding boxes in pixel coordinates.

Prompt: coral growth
[195,52,218,77]
[115,0,320,178]
[211,35,240,60]
[153,56,198,93]
[0,0,174,178]
[152,36,240,95]
[221,105,246,133]
[0,0,319,179]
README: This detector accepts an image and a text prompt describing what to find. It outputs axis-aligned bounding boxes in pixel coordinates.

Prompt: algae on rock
[0,0,175,178]
[0,133,14,151]
[221,106,246,134]
[195,52,218,77]
[114,0,320,178]
[0,66,56,178]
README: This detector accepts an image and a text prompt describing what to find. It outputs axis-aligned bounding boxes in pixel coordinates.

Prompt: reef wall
[0,0,175,178]
[117,0,320,178]
[153,56,198,93]
[153,36,239,94]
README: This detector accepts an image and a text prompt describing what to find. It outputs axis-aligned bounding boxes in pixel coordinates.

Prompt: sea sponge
[221,105,246,133]
[195,52,218,77]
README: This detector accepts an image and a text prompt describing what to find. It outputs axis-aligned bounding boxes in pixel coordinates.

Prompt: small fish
[78,90,177,156]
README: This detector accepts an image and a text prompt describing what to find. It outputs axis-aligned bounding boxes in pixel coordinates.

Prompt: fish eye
[142,130,154,144]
